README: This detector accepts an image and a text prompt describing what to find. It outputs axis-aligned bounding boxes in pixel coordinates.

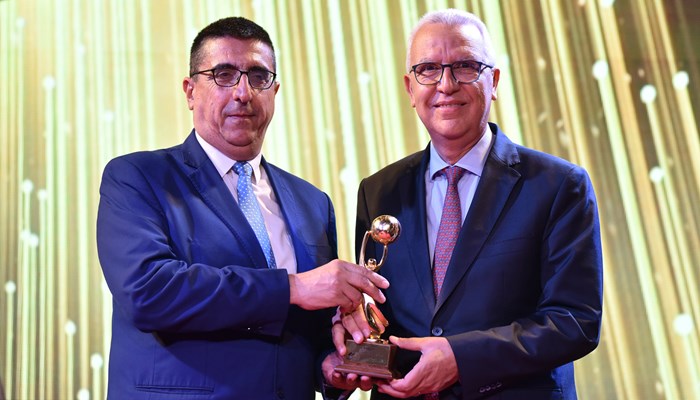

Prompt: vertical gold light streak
[90,353,103,400]
[38,4,59,393]
[14,3,25,208]
[18,183,31,400]
[48,0,70,395]
[0,1,10,273]
[453,0,468,14]
[635,0,698,253]
[601,0,679,398]
[4,281,16,400]
[351,1,378,174]
[598,283,628,400]
[595,64,659,400]
[541,0,589,167]
[328,0,360,256]
[358,0,390,167]
[139,0,157,148]
[70,0,91,390]
[399,0,426,149]
[594,3,680,397]
[101,281,111,391]
[125,0,142,149]
[480,0,522,144]
[499,3,541,150]
[649,0,700,356]
[109,0,126,154]
[367,0,406,164]
[671,78,700,253]
[635,1,700,396]
[577,21,625,400]
[279,0,308,174]
[181,0,196,51]
[427,0,450,12]
[404,2,430,148]
[91,0,109,168]
[27,234,38,400]
[37,190,49,400]
[261,0,290,169]
[300,0,331,191]
[584,8,655,398]
[310,0,351,251]
[65,321,76,400]
[644,94,700,396]
[399,0,417,46]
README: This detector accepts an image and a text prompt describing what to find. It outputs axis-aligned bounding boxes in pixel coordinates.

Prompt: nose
[232,74,253,103]
[436,66,459,94]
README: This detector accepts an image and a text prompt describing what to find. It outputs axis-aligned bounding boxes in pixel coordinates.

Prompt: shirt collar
[195,131,264,181]
[429,125,493,180]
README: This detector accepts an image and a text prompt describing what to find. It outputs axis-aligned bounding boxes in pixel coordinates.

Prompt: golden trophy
[335,215,401,379]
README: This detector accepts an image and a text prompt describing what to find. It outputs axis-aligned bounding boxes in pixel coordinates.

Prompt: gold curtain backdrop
[1,0,699,399]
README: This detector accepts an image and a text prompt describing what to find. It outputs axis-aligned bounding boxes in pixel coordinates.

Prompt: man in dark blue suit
[334,9,603,399]
[96,17,388,399]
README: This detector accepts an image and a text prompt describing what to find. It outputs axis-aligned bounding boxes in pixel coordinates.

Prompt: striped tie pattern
[233,162,276,268]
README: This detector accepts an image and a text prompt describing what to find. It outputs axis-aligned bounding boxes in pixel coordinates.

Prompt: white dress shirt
[425,128,493,265]
[195,133,297,273]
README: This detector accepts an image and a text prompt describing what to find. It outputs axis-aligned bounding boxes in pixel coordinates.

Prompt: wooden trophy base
[334,339,399,380]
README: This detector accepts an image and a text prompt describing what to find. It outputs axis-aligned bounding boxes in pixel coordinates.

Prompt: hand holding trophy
[335,215,401,379]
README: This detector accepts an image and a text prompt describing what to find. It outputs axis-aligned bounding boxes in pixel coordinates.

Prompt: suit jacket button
[431,327,443,336]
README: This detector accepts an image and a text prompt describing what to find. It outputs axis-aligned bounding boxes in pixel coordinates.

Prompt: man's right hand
[332,299,388,355]
[288,259,389,313]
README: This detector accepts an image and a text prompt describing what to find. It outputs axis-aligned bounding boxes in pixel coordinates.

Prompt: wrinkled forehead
[199,37,276,70]
[409,23,487,63]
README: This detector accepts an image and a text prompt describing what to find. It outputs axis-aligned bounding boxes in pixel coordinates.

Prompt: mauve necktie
[427,167,465,400]
[432,166,466,298]
[233,162,276,268]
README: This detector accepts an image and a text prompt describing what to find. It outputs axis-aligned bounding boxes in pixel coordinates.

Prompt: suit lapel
[263,160,316,273]
[435,125,522,310]
[401,151,436,312]
[179,132,268,269]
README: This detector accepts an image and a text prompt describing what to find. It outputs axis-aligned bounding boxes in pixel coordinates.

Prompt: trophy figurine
[335,215,401,379]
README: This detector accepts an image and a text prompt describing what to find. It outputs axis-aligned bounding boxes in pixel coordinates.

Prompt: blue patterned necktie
[232,162,276,268]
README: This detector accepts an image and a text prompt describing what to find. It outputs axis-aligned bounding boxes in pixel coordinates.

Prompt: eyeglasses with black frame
[410,60,493,85]
[191,66,277,90]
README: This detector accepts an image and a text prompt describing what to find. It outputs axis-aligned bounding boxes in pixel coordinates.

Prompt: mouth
[434,101,466,109]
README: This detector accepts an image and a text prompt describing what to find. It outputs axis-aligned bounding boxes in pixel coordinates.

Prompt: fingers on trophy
[335,215,401,379]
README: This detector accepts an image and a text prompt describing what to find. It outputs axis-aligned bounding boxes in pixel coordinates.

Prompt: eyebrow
[210,62,271,71]
[210,62,237,70]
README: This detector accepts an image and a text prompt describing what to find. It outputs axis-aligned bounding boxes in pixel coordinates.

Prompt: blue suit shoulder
[103,144,180,173]
[265,162,326,195]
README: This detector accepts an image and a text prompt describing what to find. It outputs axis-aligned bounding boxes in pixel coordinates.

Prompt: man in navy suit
[97,17,387,399]
[334,9,603,399]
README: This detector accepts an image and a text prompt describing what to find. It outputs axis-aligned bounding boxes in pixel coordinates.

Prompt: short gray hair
[405,9,496,71]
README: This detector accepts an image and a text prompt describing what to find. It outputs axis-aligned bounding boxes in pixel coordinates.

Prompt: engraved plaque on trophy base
[334,339,399,380]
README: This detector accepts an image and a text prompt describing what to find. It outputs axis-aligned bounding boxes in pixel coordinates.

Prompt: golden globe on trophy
[334,215,401,379]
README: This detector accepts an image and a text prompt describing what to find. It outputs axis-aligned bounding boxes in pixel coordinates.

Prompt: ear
[272,80,280,95]
[183,77,195,110]
[403,74,416,108]
[490,68,501,101]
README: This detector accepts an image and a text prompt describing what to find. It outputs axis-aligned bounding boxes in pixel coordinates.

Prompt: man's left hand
[321,351,376,392]
[375,336,458,398]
